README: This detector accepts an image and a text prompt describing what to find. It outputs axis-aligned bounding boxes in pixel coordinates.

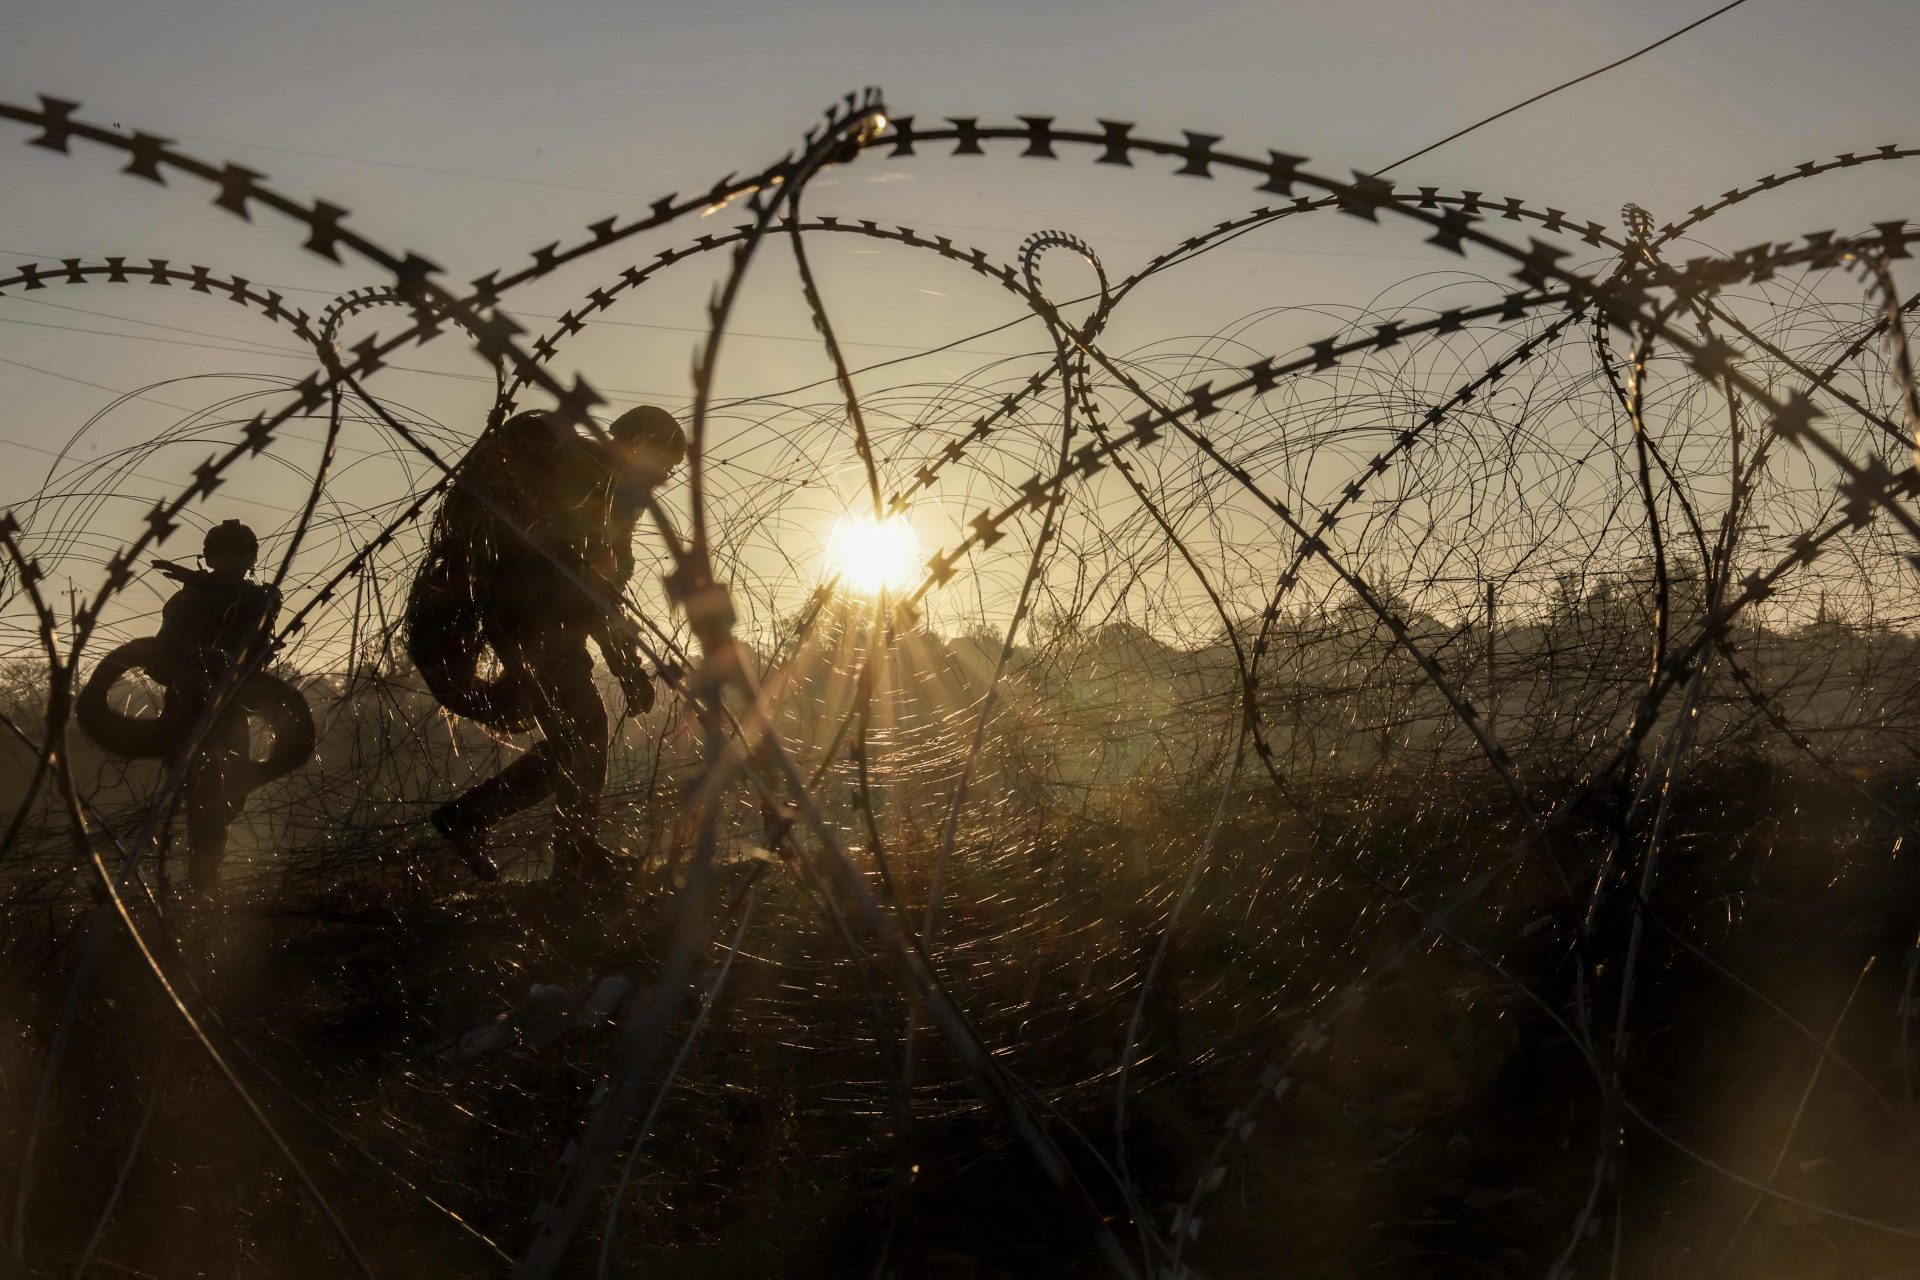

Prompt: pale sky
[2,0,1917,650]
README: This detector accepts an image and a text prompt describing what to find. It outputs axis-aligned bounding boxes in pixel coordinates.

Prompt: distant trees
[8,563,1920,908]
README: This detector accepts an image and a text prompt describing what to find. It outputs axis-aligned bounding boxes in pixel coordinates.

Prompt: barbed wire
[2,90,1920,1279]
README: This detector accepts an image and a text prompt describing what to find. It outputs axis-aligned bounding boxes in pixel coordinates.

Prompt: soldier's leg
[534,648,611,881]
[429,634,551,878]
[183,758,229,891]
[183,713,248,892]
[435,744,555,832]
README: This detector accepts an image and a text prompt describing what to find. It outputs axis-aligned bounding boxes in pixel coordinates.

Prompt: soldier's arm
[590,613,654,716]
[218,583,280,667]
[253,584,283,648]
[148,589,190,686]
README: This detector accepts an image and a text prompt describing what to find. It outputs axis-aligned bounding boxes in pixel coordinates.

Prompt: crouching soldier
[150,519,283,893]
[410,405,685,885]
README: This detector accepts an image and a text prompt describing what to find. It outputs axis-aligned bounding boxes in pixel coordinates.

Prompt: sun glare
[827,513,920,597]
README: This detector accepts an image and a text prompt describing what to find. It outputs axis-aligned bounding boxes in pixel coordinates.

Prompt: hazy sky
[2,0,1917,643]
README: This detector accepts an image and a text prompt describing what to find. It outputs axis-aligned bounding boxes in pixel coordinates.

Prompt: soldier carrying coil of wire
[408,405,686,887]
[76,519,313,901]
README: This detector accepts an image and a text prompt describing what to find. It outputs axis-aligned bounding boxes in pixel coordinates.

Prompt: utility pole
[1485,581,1498,737]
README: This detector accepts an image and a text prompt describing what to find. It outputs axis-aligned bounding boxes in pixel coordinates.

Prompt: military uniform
[433,411,658,879]
[153,570,280,889]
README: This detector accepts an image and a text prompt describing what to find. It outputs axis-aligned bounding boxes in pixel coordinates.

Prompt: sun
[826,513,920,597]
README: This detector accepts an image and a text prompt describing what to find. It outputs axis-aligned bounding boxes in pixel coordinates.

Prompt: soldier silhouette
[415,405,685,884]
[150,519,282,894]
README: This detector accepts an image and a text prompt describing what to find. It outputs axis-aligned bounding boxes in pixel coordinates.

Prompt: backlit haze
[3,0,1918,661]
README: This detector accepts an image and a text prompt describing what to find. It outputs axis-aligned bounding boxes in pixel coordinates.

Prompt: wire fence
[2,91,1920,1277]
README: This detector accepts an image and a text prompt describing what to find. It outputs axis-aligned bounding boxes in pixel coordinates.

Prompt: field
[4,81,1920,1279]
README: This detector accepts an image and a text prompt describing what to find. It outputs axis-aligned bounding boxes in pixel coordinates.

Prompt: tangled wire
[4,89,1920,1279]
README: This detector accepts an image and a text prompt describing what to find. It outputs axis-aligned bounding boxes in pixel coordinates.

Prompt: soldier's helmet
[203,519,259,572]
[609,405,687,479]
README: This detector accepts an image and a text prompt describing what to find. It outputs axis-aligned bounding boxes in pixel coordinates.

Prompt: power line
[12,296,311,357]
[0,311,667,397]
[1376,0,1756,175]
[0,353,198,411]
[0,302,1062,443]
[0,354,400,475]
[0,420,307,517]
[0,315,318,361]
[171,131,668,200]
[1150,1,1760,287]
[0,307,1045,407]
